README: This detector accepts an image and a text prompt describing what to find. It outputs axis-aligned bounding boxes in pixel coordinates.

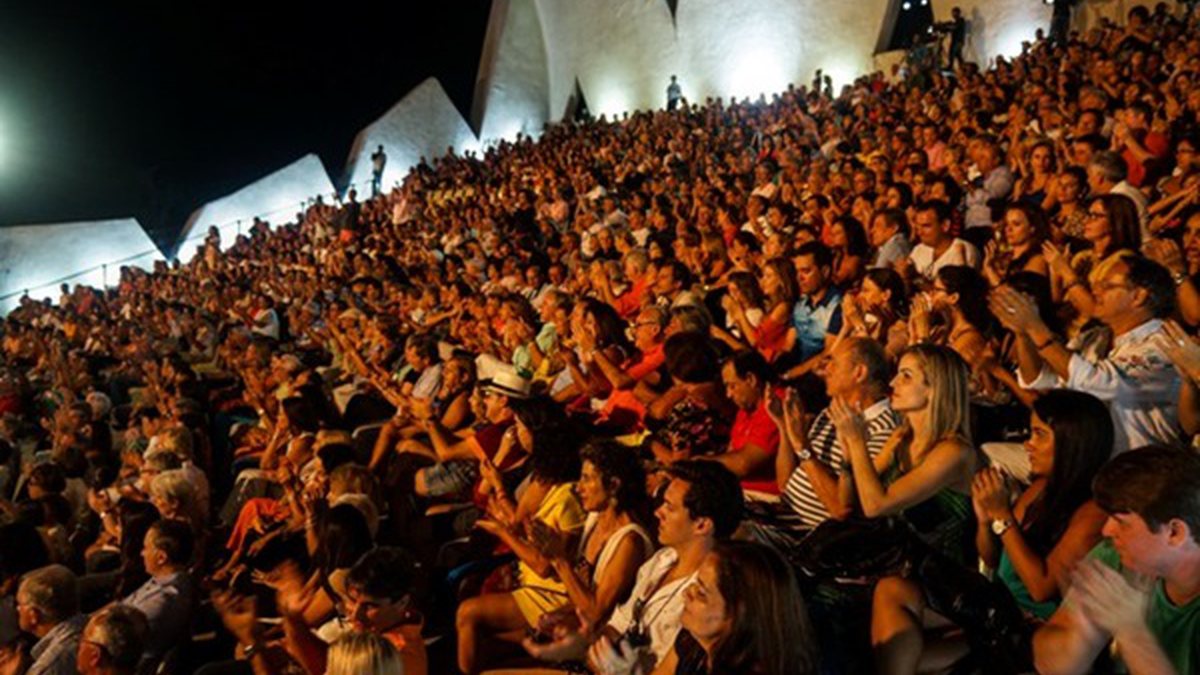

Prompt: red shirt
[613,276,651,318]
[1123,131,1169,187]
[598,342,666,428]
[728,399,781,494]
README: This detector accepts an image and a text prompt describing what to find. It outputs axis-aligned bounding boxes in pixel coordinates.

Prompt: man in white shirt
[995,255,1182,452]
[905,200,979,282]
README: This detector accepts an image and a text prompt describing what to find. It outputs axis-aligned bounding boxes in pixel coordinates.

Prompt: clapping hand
[1041,241,1073,279]
[1070,560,1153,638]
[827,397,867,448]
[988,285,1044,335]
[588,634,654,675]
[971,467,1014,523]
[1152,320,1200,385]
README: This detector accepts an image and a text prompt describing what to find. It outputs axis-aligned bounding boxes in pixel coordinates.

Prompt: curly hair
[580,440,648,517]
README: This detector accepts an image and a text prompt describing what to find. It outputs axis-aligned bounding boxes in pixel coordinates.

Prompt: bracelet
[1033,335,1057,351]
[1173,271,1189,287]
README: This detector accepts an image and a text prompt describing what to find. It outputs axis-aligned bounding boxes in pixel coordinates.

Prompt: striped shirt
[780,399,901,529]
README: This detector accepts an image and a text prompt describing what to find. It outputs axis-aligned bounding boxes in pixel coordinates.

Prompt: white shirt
[1017,319,1182,453]
[909,239,980,280]
[606,547,696,667]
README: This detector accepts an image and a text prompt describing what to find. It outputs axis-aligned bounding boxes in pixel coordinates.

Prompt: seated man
[750,337,901,553]
[76,605,149,675]
[1001,255,1182,452]
[715,350,781,494]
[121,519,195,662]
[592,306,668,430]
[17,564,86,675]
[1033,447,1200,675]
[404,368,527,500]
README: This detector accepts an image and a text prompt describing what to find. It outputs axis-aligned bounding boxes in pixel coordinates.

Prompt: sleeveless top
[576,512,653,586]
[880,443,973,563]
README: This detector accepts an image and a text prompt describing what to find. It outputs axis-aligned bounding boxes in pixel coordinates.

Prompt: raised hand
[988,285,1044,335]
[827,397,867,448]
[1153,320,1200,384]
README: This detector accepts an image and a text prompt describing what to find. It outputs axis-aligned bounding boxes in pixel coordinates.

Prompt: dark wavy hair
[580,298,633,355]
[512,394,582,484]
[580,440,649,519]
[1022,390,1113,552]
[315,503,375,577]
[864,267,909,318]
[707,541,819,675]
[936,265,998,338]
[834,216,870,258]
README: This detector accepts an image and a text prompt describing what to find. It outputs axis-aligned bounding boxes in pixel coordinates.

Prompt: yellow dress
[511,482,586,626]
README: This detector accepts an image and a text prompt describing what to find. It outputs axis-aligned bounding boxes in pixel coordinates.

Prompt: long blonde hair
[326,631,404,675]
[898,344,971,452]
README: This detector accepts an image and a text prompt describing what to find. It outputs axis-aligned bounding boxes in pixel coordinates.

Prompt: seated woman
[840,268,909,360]
[646,333,732,476]
[982,204,1050,286]
[910,266,1007,406]
[1044,194,1141,331]
[830,344,977,561]
[870,389,1113,675]
[558,299,635,407]
[593,541,819,675]
[455,421,585,674]
[541,441,653,632]
[829,216,870,287]
[368,352,475,472]
[742,258,798,364]
[709,271,766,353]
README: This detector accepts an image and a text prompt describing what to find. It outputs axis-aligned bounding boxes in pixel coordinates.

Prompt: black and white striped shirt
[780,399,901,530]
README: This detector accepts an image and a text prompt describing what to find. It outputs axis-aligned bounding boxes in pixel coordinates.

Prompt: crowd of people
[2,3,1200,674]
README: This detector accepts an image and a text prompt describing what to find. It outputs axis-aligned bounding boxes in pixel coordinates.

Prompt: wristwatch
[242,641,266,660]
[1173,270,1188,287]
[795,446,814,462]
[991,518,1015,537]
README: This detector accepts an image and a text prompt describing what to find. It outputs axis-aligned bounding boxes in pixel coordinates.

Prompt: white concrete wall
[474,0,551,142]
[479,0,890,139]
[175,153,334,262]
[930,0,1162,67]
[342,78,479,195]
[1,218,163,312]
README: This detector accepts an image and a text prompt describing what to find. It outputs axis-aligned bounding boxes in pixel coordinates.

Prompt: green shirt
[1088,540,1200,675]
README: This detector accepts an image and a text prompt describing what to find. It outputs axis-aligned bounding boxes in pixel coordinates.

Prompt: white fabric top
[1018,319,1182,453]
[606,546,695,667]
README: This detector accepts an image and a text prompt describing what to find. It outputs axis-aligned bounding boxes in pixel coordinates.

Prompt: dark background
[0,1,492,247]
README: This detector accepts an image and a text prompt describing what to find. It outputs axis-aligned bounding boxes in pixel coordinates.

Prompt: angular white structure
[475,0,891,143]
[473,0,551,142]
[175,153,334,262]
[342,78,480,196]
[0,218,163,313]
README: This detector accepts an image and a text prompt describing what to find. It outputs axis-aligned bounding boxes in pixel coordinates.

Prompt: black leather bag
[793,516,921,582]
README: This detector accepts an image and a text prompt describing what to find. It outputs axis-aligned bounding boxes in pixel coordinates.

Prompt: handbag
[793,516,921,582]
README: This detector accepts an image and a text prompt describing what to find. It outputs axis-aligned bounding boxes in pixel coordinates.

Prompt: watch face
[991,519,1012,535]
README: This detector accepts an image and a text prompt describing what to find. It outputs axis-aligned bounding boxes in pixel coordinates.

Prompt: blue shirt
[791,288,843,361]
[28,614,84,675]
[124,571,195,658]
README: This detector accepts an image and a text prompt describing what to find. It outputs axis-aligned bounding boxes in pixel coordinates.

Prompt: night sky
[0,1,491,247]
